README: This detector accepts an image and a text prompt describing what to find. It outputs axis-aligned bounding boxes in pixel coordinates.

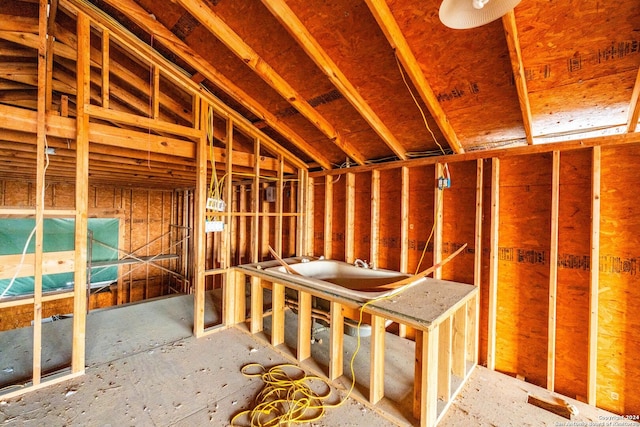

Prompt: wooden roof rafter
[88,0,329,170]
[363,0,464,155]
[61,0,309,171]
[627,66,640,133]
[502,10,533,145]
[260,0,408,161]
[173,0,368,165]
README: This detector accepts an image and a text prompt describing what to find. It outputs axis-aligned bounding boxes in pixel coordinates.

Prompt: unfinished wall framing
[309,140,640,416]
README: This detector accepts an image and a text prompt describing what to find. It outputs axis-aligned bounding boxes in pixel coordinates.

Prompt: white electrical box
[206,197,226,212]
[205,220,224,233]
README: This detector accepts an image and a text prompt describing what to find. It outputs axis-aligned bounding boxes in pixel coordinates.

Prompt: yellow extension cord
[230,290,412,426]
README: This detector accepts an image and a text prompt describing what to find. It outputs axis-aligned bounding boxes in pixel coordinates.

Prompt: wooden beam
[370,170,380,269]
[62,0,312,170]
[324,175,333,259]
[438,317,452,401]
[309,129,640,179]
[0,251,75,279]
[548,151,560,391]
[627,66,640,132]
[487,158,500,370]
[364,0,464,155]
[345,172,355,263]
[175,0,366,165]
[329,301,344,380]
[72,11,90,375]
[400,166,409,274]
[433,163,444,279]
[370,314,386,404]
[588,146,600,406]
[251,138,261,263]
[473,159,483,365]
[193,98,208,337]
[502,11,534,145]
[297,290,312,362]
[261,0,407,160]
[33,0,48,386]
[271,282,285,347]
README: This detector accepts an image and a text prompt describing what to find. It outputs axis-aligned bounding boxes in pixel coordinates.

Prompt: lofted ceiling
[0,0,639,188]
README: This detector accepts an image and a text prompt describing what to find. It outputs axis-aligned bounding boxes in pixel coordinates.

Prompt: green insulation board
[0,218,118,297]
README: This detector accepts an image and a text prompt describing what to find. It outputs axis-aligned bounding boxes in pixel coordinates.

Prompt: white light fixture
[439,0,521,29]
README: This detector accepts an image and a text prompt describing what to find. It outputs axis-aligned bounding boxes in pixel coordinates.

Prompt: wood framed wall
[309,140,640,416]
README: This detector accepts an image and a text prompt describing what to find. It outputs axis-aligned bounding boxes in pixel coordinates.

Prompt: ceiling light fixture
[439,0,522,29]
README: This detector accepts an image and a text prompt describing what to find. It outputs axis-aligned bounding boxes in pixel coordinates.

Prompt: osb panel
[354,172,372,262]
[313,181,326,257]
[387,0,524,150]
[555,149,591,400]
[286,0,447,155]
[441,161,476,284]
[529,71,637,138]
[496,154,552,388]
[4,180,30,206]
[331,177,346,261]
[516,0,640,92]
[52,183,75,209]
[407,165,435,273]
[598,144,640,415]
[129,190,150,281]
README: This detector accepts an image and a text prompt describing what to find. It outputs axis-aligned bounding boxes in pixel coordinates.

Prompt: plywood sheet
[354,172,372,262]
[441,161,476,284]
[496,154,552,387]
[378,169,402,271]
[598,144,640,415]
[407,166,434,273]
[331,176,346,261]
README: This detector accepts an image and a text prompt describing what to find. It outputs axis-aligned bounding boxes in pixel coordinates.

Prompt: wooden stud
[324,175,333,259]
[60,94,68,117]
[275,156,284,254]
[487,158,500,370]
[72,11,90,374]
[345,172,355,263]
[370,170,380,269]
[502,11,534,145]
[364,0,463,154]
[473,159,483,364]
[627,66,640,132]
[467,294,478,366]
[250,276,263,333]
[175,0,365,165]
[238,184,247,264]
[438,316,452,401]
[413,330,424,419]
[297,290,312,362]
[261,0,407,160]
[296,169,307,256]
[399,167,410,338]
[548,151,560,390]
[329,301,344,380]
[271,282,285,347]
[587,146,600,405]
[223,117,234,325]
[370,314,386,404]
[32,0,48,386]
[452,305,467,378]
[433,163,444,280]
[193,98,208,337]
[251,138,261,263]
[101,29,109,109]
[420,327,439,427]
[305,175,314,256]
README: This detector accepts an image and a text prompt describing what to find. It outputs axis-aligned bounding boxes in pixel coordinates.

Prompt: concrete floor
[0,293,632,426]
